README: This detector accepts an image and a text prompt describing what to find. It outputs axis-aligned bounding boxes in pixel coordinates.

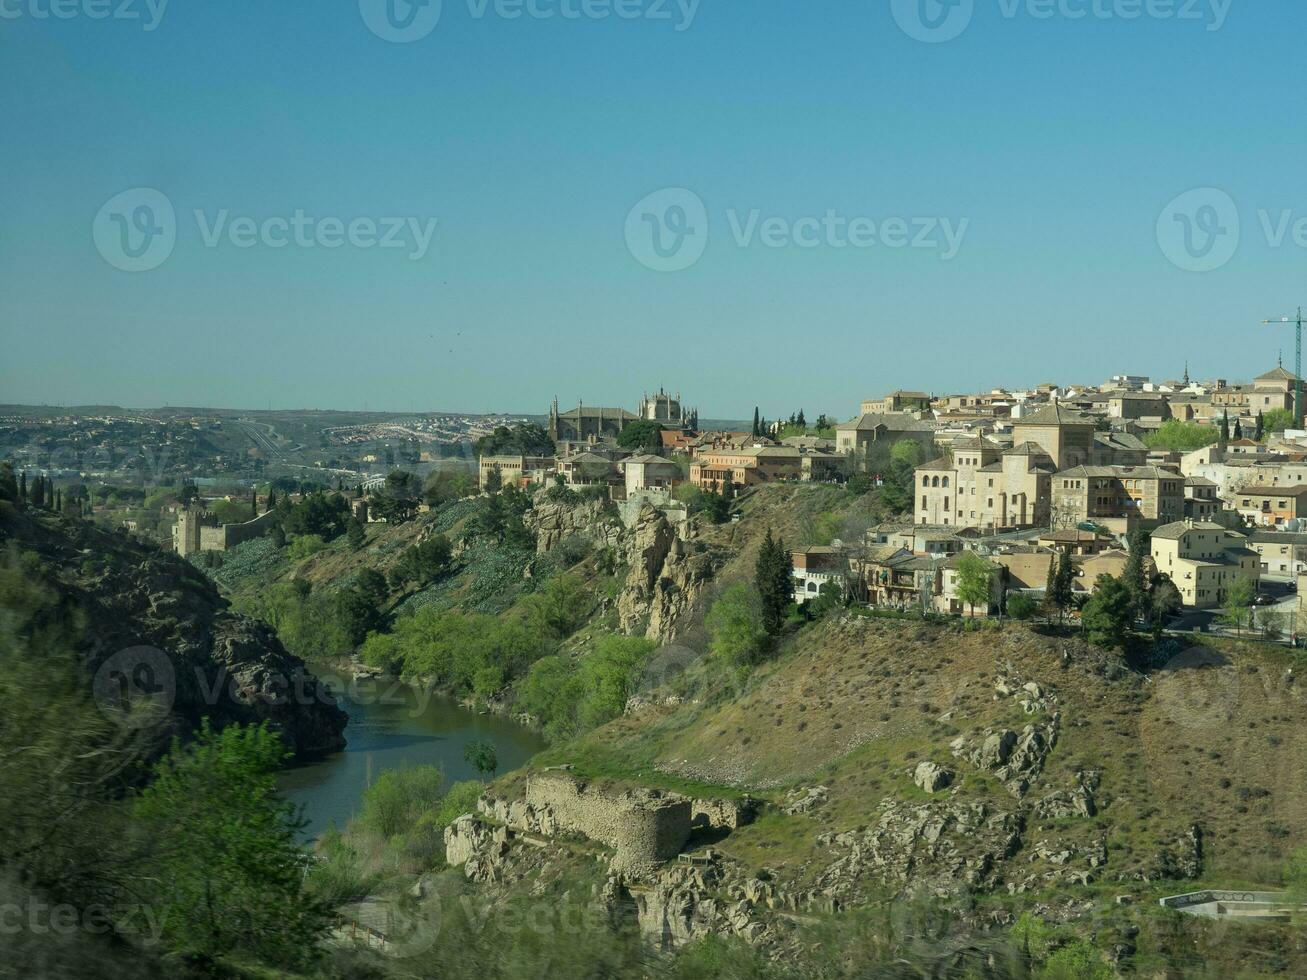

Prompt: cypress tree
[1233,418,1244,440]
[797,408,806,429]
[1123,527,1148,621]
[1219,413,1229,448]
[18,471,26,502]
[756,529,792,636]
[1255,410,1265,441]
[267,488,277,511]
[752,407,760,437]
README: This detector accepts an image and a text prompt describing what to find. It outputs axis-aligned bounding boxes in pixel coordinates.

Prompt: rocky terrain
[2,509,346,759]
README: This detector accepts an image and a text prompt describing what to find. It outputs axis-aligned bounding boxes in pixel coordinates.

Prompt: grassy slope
[538,616,1307,893]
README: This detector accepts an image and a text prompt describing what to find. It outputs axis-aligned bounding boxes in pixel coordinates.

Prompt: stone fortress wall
[524,772,691,873]
[175,507,279,556]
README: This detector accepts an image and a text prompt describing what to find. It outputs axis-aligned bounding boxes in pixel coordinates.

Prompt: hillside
[0,506,346,758]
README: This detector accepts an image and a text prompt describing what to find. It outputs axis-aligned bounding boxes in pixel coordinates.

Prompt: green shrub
[358,766,445,840]
[289,533,328,560]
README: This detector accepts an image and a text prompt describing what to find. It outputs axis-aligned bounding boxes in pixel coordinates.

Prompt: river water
[279,676,546,838]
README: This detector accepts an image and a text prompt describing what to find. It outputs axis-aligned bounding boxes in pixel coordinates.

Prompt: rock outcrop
[9,510,346,759]
[616,506,718,642]
[524,493,624,554]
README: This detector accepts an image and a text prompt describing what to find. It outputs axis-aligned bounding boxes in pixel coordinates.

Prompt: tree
[1149,577,1182,639]
[1006,592,1038,620]
[464,739,498,779]
[879,440,922,513]
[1045,550,1074,623]
[424,466,475,506]
[1255,409,1265,441]
[484,464,503,495]
[616,418,667,452]
[705,582,768,667]
[954,552,995,617]
[131,721,329,969]
[1222,576,1257,633]
[755,529,792,635]
[752,407,760,437]
[1122,527,1149,620]
[346,515,366,549]
[355,567,389,610]
[1262,408,1295,436]
[1219,413,1230,448]
[1233,417,1244,440]
[1081,574,1134,649]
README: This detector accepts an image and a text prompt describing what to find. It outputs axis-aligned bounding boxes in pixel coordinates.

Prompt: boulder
[914,761,955,794]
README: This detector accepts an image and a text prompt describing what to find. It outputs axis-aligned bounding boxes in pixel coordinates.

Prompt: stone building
[1150,520,1259,608]
[914,437,1055,530]
[547,399,637,443]
[1050,465,1185,533]
[1009,403,1097,470]
[173,505,278,556]
[639,388,694,426]
[859,391,932,415]
[689,446,802,493]
[791,545,846,603]
[478,454,555,490]
[1233,485,1307,527]
[834,412,936,457]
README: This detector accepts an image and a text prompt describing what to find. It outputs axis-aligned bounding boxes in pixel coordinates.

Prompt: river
[279,676,546,838]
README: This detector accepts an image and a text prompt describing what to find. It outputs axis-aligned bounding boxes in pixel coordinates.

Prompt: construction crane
[1261,308,1304,427]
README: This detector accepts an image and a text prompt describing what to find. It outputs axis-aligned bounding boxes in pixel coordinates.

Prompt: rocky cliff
[616,505,720,642]
[3,510,346,759]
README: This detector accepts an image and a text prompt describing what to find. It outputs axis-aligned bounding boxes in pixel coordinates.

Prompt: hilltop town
[466,370,1307,635]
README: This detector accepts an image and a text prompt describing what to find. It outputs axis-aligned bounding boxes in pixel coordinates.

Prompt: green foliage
[1081,573,1134,649]
[424,465,477,506]
[358,765,446,839]
[345,515,365,548]
[521,573,591,639]
[1222,576,1257,632]
[475,421,554,457]
[616,418,667,451]
[1123,526,1148,618]
[131,720,328,968]
[516,635,654,740]
[389,532,453,590]
[954,552,995,615]
[1040,940,1112,979]
[706,581,769,667]
[1285,846,1307,905]
[1006,592,1039,620]
[1045,551,1074,622]
[1143,419,1219,451]
[370,469,423,523]
[432,780,485,829]
[755,529,792,636]
[1262,408,1296,437]
[288,532,328,560]
[362,605,554,693]
[464,738,499,777]
[280,490,350,540]
[236,581,358,661]
[469,484,534,547]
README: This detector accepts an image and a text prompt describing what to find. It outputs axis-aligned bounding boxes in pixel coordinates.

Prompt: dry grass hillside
[543,616,1307,894]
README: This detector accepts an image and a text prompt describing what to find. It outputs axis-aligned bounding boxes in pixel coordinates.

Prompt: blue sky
[2,0,1305,419]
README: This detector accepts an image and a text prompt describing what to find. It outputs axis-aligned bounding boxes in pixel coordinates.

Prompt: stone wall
[520,773,692,874]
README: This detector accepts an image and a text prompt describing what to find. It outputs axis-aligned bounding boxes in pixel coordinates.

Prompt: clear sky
[3,0,1306,419]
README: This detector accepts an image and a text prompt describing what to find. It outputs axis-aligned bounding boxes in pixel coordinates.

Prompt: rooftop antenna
[1261,308,1303,427]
